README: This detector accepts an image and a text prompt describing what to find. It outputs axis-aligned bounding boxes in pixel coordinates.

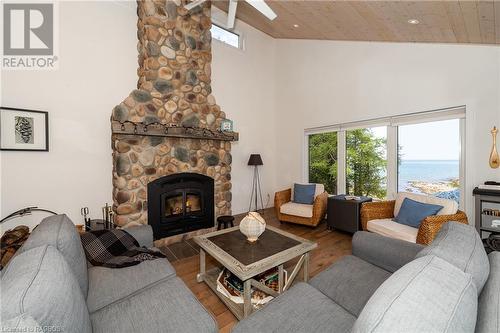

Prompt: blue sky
[370,119,460,161]
[398,119,460,160]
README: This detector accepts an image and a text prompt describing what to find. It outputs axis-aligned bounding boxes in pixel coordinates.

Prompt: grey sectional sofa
[233,222,500,333]
[1,214,217,333]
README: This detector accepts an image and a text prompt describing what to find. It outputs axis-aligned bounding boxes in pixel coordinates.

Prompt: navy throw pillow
[293,184,316,205]
[394,198,443,228]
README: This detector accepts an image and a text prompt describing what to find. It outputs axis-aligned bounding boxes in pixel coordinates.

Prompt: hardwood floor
[167,208,353,332]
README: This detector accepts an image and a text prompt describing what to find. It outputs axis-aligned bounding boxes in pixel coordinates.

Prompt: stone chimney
[110,0,236,244]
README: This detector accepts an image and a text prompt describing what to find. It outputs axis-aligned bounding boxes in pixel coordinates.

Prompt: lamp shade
[248,154,263,166]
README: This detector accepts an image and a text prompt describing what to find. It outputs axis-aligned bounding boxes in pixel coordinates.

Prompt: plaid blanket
[1,225,30,270]
[80,229,165,268]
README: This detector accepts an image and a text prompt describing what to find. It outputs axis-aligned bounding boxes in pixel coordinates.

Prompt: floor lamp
[248,154,264,213]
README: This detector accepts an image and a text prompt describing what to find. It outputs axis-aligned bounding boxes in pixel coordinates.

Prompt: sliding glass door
[307,126,387,199]
[397,119,460,203]
[346,127,387,199]
[308,132,338,195]
[306,107,465,206]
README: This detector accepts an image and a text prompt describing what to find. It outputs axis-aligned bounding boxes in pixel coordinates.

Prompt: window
[211,24,240,49]
[346,127,387,199]
[305,107,465,207]
[398,119,460,203]
[308,132,338,194]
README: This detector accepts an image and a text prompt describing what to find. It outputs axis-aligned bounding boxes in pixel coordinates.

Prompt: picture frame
[220,119,233,132]
[0,107,49,151]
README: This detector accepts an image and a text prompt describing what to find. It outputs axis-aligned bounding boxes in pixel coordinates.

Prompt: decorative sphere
[239,211,266,243]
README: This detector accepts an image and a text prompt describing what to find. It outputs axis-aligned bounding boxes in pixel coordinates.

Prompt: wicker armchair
[274,188,328,227]
[360,200,468,245]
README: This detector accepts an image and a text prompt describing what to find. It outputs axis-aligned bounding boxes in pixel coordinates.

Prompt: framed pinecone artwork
[0,107,48,151]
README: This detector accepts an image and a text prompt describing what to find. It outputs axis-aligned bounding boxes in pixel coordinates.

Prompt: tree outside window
[346,128,387,199]
[308,128,387,199]
[309,132,337,194]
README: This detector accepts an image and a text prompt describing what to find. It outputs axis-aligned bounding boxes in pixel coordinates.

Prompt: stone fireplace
[110,0,237,245]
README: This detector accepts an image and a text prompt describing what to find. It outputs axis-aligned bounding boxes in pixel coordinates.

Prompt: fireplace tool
[80,204,115,231]
[81,207,91,231]
[102,203,115,230]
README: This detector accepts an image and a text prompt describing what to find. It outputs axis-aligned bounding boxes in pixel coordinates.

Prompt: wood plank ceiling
[212,1,500,44]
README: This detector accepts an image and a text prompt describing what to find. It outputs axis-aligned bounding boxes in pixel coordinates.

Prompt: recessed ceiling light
[408,19,420,25]
[293,24,299,28]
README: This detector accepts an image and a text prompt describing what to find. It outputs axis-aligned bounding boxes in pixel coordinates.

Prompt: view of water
[398,160,459,192]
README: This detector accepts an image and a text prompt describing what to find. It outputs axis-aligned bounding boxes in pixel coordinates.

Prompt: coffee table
[194,225,317,320]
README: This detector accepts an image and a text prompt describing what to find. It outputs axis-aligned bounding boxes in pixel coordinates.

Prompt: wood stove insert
[148,173,214,239]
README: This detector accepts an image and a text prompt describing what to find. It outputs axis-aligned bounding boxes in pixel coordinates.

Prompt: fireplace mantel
[111,121,239,142]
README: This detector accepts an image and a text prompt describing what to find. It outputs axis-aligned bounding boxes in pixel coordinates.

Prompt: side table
[327,195,372,233]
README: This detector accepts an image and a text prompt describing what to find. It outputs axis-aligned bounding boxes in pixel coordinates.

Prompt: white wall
[0,1,277,231]
[1,1,138,231]
[211,8,278,214]
[275,40,500,220]
[498,53,500,126]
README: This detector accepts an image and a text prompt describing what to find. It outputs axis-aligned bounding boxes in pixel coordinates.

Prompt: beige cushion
[290,183,325,201]
[394,192,458,217]
[280,202,313,218]
[367,218,418,243]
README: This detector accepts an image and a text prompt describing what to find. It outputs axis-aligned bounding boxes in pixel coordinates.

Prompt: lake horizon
[398,159,459,195]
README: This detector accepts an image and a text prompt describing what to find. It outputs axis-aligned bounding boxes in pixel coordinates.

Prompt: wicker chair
[360,197,468,245]
[274,186,328,227]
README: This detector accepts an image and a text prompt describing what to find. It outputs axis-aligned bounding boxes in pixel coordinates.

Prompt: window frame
[304,106,466,208]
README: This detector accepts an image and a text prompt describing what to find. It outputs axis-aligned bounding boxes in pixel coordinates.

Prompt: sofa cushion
[476,252,500,333]
[367,218,418,243]
[310,255,391,316]
[353,255,477,333]
[232,282,356,333]
[352,231,424,273]
[1,245,92,333]
[293,183,316,204]
[2,314,42,332]
[280,202,313,218]
[19,214,88,296]
[394,192,458,217]
[86,258,176,313]
[416,222,489,292]
[121,225,154,248]
[90,276,217,333]
[314,183,325,197]
[393,197,443,228]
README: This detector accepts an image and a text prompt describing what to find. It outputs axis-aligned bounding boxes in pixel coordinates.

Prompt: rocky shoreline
[405,178,460,202]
